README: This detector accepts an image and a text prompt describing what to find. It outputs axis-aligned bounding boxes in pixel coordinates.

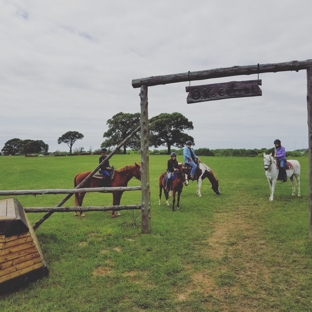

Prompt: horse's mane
[116,163,138,173]
[116,165,132,172]
[199,162,211,172]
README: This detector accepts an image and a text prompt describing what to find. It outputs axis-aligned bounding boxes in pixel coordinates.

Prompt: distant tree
[149,112,194,154]
[1,138,23,155]
[57,131,84,154]
[1,138,49,155]
[102,112,140,154]
[23,140,49,154]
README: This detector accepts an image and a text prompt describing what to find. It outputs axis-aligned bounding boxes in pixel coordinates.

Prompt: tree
[1,138,49,155]
[1,138,23,155]
[23,140,49,154]
[57,131,84,154]
[149,112,194,154]
[102,112,140,154]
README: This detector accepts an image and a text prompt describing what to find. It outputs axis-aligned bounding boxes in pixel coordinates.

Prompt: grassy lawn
[0,154,311,311]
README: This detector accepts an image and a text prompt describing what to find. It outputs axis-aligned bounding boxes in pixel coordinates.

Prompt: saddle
[164,171,177,182]
[276,161,293,170]
[182,163,198,180]
[93,168,115,184]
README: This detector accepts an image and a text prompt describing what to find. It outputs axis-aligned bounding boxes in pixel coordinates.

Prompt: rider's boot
[280,168,287,182]
[166,181,171,192]
[104,176,111,187]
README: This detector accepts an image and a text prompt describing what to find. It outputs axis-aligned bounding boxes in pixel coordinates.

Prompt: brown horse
[74,163,141,217]
[158,164,189,211]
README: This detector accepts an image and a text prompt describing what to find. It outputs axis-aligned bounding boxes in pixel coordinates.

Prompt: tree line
[1,112,194,155]
[1,112,308,157]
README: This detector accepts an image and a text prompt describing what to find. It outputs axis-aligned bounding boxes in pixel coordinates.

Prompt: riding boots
[280,168,287,182]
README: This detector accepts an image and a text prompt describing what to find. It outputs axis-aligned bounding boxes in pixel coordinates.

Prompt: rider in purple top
[274,139,287,182]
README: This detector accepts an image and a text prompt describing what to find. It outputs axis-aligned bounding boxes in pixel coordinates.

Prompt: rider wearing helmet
[183,141,200,179]
[99,147,113,186]
[166,152,179,191]
[273,139,287,182]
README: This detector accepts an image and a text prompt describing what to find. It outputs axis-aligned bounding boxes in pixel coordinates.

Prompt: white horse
[263,153,301,201]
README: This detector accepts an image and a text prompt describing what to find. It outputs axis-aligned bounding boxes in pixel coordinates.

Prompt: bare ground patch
[175,208,273,311]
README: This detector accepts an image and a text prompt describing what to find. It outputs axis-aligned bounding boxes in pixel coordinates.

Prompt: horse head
[178,163,189,186]
[206,170,220,194]
[263,153,274,171]
[133,163,141,181]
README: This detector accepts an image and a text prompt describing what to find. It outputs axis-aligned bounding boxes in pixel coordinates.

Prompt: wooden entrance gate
[132,59,312,236]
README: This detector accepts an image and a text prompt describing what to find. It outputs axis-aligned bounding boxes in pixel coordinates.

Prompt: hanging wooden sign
[186,79,262,104]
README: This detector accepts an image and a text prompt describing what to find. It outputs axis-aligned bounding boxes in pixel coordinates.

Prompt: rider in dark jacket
[99,148,113,186]
[166,152,179,191]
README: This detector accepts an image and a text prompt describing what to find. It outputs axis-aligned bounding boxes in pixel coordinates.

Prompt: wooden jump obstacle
[0,198,48,293]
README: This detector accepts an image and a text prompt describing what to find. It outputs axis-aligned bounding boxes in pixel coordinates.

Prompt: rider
[99,148,113,186]
[183,141,200,180]
[273,139,287,182]
[166,152,179,191]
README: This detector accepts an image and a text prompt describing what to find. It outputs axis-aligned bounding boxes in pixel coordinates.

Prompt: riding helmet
[274,139,281,145]
[101,148,107,152]
[170,152,176,157]
[186,141,192,145]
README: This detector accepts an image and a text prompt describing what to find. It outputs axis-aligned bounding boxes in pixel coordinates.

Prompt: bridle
[264,156,273,171]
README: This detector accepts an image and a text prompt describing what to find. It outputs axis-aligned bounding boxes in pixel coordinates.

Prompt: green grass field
[0,154,311,312]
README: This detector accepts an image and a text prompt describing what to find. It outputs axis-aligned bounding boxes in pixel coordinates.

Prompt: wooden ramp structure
[0,198,48,293]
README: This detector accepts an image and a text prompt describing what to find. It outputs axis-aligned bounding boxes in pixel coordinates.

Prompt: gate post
[307,67,312,237]
[140,85,151,233]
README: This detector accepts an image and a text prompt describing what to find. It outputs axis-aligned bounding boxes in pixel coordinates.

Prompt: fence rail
[0,186,141,196]
[24,205,141,213]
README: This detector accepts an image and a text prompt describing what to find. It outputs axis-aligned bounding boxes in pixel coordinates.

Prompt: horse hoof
[74,212,78,216]
[80,213,85,217]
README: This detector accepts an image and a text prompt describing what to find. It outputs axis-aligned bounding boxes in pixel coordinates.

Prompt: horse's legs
[271,179,277,201]
[112,192,123,218]
[267,178,276,201]
[164,188,170,206]
[159,185,162,205]
[197,178,203,197]
[176,191,181,210]
[172,190,176,211]
[290,175,296,196]
[296,174,301,197]
[74,192,86,217]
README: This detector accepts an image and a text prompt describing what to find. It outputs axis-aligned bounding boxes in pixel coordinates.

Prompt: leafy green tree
[149,112,194,154]
[1,138,49,155]
[102,112,140,154]
[1,138,23,155]
[23,140,49,154]
[57,131,84,154]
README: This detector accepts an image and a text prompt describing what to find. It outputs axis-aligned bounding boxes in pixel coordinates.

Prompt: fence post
[307,67,312,238]
[140,85,151,233]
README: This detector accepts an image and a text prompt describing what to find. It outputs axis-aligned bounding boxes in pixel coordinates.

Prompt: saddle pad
[276,161,293,170]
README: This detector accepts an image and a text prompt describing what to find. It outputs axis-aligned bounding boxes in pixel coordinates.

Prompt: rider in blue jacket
[274,139,287,182]
[183,141,200,179]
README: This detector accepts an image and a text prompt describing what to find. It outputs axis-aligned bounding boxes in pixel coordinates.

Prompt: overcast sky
[1,0,311,152]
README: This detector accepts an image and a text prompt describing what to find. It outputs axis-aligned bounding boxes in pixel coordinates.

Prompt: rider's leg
[280,160,287,182]
[166,172,171,191]
[102,170,111,186]
[189,162,197,179]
